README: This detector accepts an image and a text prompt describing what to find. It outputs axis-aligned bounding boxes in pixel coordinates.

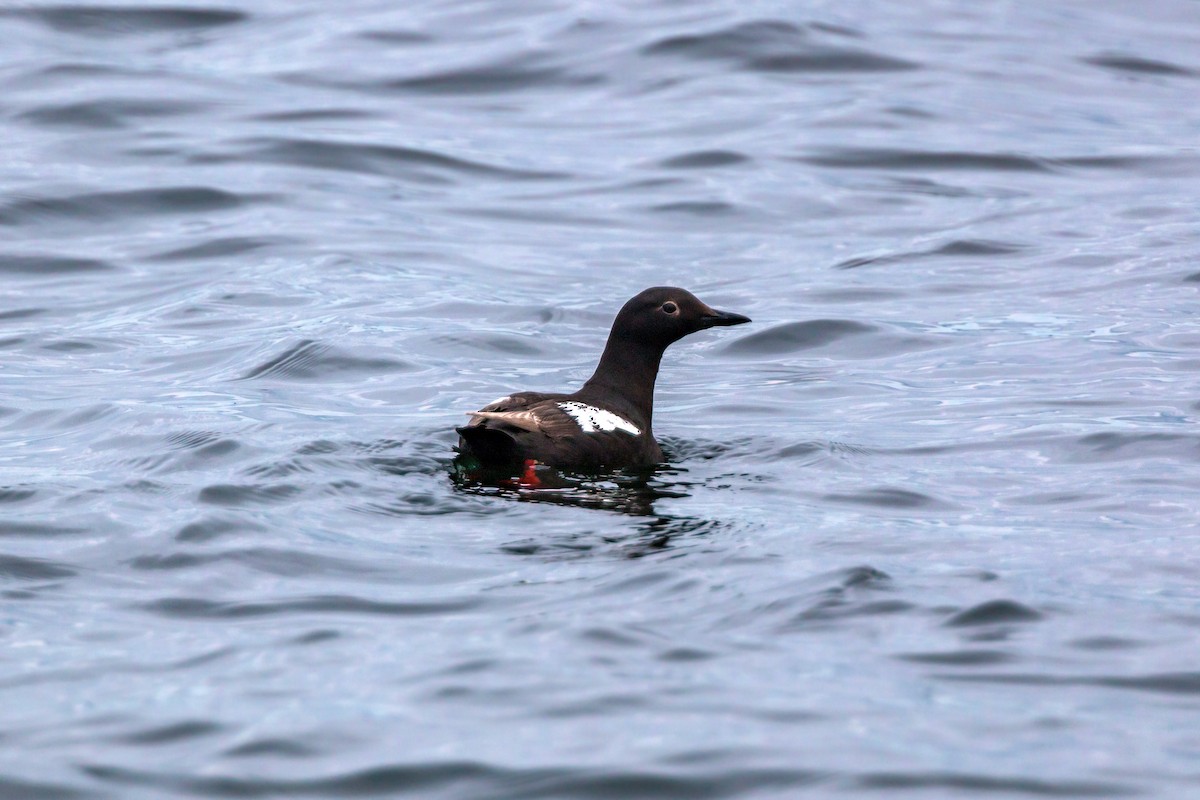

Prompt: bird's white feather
[557,401,640,435]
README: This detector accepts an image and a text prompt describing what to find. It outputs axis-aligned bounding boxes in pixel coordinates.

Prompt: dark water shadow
[1082,52,1197,77]
[935,671,1200,697]
[80,760,826,799]
[449,442,730,557]
[641,20,920,73]
[0,6,247,37]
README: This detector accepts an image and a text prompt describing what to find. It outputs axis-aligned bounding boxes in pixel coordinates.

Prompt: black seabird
[456,287,750,472]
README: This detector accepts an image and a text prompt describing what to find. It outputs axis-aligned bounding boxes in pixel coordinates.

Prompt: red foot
[519,458,542,488]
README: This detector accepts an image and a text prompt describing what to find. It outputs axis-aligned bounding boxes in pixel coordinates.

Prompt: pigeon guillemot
[456,287,750,472]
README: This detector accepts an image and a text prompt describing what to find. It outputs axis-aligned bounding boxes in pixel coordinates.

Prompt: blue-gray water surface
[3,1,1200,797]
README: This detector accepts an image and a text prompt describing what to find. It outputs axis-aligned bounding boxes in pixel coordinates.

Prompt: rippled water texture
[3,1,1200,797]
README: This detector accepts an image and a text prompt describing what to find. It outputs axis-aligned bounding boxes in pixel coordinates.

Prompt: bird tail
[455,425,519,465]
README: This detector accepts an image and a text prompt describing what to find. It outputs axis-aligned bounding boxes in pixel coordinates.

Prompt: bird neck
[578,333,663,427]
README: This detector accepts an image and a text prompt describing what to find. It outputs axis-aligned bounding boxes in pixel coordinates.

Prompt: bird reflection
[450,453,712,553]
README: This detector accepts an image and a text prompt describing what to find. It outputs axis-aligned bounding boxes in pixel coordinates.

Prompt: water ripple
[0,553,76,580]
[657,150,750,169]
[148,236,284,262]
[0,776,87,800]
[1082,53,1196,77]
[854,772,1133,797]
[944,599,1044,627]
[0,253,114,275]
[722,319,940,358]
[385,57,602,95]
[138,594,485,619]
[81,762,827,798]
[0,187,266,227]
[200,137,568,182]
[19,98,204,130]
[239,340,413,381]
[939,672,1200,697]
[642,20,919,73]
[2,5,247,36]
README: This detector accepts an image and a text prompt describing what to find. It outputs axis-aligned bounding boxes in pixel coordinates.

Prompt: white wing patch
[557,402,640,435]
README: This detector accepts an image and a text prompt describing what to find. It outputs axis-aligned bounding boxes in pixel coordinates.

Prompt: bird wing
[463,394,581,440]
[460,393,653,468]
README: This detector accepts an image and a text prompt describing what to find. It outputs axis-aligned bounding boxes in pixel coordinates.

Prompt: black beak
[700,309,752,328]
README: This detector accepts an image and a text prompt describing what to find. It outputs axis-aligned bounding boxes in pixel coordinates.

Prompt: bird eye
[661,301,678,314]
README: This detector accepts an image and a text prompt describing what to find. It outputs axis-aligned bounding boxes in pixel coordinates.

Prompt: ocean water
[3,1,1200,797]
